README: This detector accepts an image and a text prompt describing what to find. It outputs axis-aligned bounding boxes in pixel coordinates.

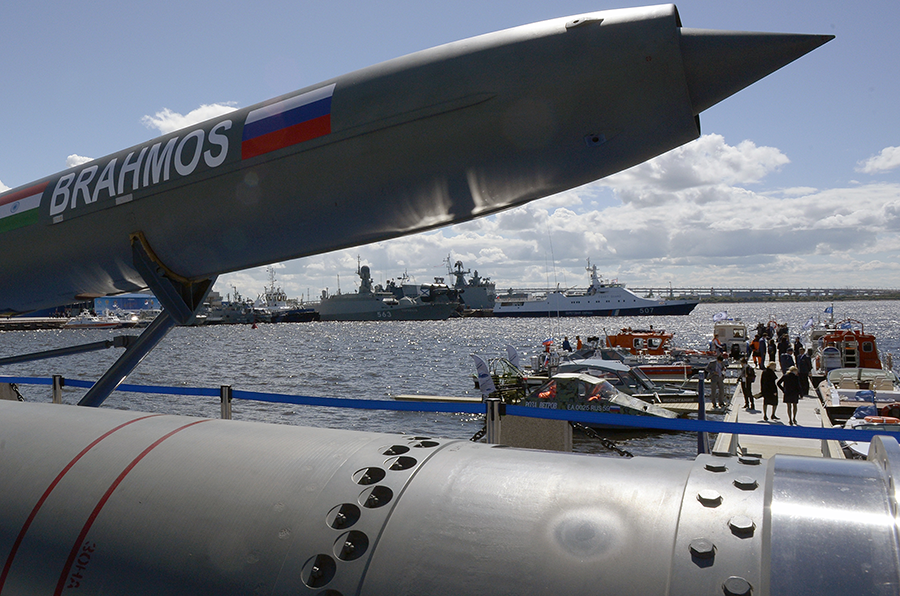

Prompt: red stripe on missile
[0,414,163,594]
[53,419,211,596]
[241,114,331,160]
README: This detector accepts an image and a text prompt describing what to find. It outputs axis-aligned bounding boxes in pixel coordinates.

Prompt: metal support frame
[697,371,709,454]
[75,234,217,407]
[52,375,64,404]
[0,335,137,367]
[485,398,502,444]
[220,385,233,419]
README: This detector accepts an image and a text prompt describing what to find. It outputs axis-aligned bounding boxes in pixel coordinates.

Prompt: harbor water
[2,301,897,460]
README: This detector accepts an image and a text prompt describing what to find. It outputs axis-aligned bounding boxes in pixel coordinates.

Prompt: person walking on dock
[761,362,779,421]
[705,355,727,409]
[750,335,761,369]
[777,365,802,425]
[779,348,795,373]
[757,335,767,369]
[739,357,756,410]
[797,348,813,396]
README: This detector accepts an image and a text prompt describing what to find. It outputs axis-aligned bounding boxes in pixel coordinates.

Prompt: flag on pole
[542,338,553,346]
[824,306,833,314]
[712,311,728,322]
[802,317,815,331]
[471,355,496,398]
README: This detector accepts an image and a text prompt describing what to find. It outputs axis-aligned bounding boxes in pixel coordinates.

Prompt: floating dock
[0,317,68,330]
[712,372,844,459]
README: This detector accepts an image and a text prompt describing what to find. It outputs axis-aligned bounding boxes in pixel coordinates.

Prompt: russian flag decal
[241,83,335,160]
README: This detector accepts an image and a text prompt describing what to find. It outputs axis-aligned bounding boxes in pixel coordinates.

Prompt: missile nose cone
[680,29,834,115]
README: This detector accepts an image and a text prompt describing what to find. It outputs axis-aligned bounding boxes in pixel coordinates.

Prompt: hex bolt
[733,476,759,490]
[738,455,761,466]
[342,541,355,556]
[334,513,347,528]
[689,538,716,559]
[697,489,723,506]
[729,515,755,537]
[705,462,728,473]
[723,575,752,596]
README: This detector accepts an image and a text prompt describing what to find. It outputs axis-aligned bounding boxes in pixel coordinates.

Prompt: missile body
[0,4,831,314]
[0,401,897,595]
[0,5,846,593]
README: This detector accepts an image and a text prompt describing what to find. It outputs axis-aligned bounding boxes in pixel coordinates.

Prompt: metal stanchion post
[485,398,502,444]
[697,371,708,454]
[52,375,64,404]
[220,385,232,420]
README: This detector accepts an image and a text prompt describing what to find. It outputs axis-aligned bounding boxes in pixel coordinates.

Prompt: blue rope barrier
[233,389,486,414]
[1,375,893,443]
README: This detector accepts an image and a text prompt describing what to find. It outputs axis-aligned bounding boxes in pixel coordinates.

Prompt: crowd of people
[707,321,815,426]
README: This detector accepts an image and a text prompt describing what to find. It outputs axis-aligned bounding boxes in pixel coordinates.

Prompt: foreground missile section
[0,4,831,316]
[0,401,898,595]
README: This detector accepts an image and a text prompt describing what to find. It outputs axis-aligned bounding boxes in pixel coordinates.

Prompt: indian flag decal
[0,181,48,233]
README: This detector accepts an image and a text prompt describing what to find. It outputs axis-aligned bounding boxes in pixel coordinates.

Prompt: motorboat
[604,327,673,355]
[61,310,123,329]
[712,317,750,359]
[557,358,698,403]
[812,319,882,376]
[252,267,320,323]
[522,372,677,421]
[493,262,698,317]
[841,404,900,458]
[818,367,900,425]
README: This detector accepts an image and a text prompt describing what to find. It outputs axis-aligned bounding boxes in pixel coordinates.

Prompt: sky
[2,0,898,302]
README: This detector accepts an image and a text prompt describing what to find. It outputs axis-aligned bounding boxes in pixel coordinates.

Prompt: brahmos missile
[0,4,831,316]
[1,6,857,594]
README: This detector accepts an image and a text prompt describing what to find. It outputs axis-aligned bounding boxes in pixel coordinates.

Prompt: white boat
[62,310,123,329]
[842,405,900,458]
[557,358,698,403]
[818,367,900,425]
[253,267,319,323]
[493,262,698,317]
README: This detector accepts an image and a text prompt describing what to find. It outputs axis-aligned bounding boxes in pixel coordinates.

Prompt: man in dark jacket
[779,348,795,373]
[797,348,813,396]
[761,362,779,422]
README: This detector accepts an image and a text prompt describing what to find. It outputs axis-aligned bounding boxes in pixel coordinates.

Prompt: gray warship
[315,260,459,321]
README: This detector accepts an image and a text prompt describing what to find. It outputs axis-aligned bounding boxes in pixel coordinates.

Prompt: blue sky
[2,1,898,301]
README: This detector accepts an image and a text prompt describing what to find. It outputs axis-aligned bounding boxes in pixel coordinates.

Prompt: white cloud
[857,146,900,174]
[601,134,790,206]
[141,103,238,135]
[66,154,94,168]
